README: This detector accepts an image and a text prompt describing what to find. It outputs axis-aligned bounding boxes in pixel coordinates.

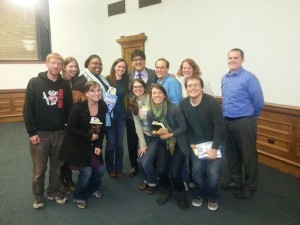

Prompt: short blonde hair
[46,53,64,64]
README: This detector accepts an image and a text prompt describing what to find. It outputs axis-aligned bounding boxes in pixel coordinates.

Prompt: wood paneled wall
[257,104,300,178]
[1,91,300,178]
[0,89,25,123]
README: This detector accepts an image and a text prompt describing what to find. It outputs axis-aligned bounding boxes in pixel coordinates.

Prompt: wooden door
[116,33,146,72]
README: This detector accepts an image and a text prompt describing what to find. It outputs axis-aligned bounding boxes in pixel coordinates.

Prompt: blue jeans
[105,114,126,172]
[30,130,65,200]
[137,134,158,187]
[191,153,221,200]
[73,165,105,202]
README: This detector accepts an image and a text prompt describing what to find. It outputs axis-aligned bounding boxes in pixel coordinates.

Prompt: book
[104,87,118,113]
[152,121,165,131]
[90,117,102,135]
[192,141,222,160]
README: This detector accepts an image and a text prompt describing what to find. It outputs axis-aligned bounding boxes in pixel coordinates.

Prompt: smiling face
[228,50,244,73]
[151,87,166,106]
[64,61,78,80]
[182,62,194,78]
[88,57,103,76]
[186,78,203,99]
[115,61,127,78]
[131,56,145,72]
[132,81,145,97]
[155,60,169,80]
[86,84,102,102]
[46,58,63,78]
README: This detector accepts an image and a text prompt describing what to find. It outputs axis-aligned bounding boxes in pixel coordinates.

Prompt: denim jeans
[73,165,105,202]
[30,130,65,200]
[105,114,126,172]
[191,153,221,200]
[137,134,158,187]
[157,141,186,192]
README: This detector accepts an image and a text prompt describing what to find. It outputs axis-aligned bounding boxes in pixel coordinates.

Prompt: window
[0,0,51,61]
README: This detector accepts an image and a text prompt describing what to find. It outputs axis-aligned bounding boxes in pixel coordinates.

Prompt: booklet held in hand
[152,121,165,131]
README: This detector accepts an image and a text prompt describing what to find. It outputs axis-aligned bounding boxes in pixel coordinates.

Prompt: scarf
[151,99,176,155]
[83,68,110,99]
[83,68,113,126]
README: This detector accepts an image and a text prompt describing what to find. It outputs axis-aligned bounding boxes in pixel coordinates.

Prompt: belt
[224,116,249,121]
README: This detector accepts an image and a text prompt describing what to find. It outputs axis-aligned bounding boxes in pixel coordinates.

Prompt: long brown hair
[107,58,128,89]
[150,83,170,103]
[62,56,80,81]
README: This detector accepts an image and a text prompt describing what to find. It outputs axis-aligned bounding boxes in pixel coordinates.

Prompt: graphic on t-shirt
[43,90,58,106]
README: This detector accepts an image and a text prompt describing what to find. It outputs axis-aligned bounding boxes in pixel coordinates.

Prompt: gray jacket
[147,103,189,156]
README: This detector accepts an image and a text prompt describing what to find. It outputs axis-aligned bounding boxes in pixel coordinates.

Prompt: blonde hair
[46,53,63,64]
[78,81,100,102]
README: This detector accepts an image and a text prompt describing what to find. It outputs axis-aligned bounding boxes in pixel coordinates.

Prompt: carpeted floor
[0,122,299,225]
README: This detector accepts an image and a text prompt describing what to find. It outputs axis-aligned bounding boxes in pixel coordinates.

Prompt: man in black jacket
[23,53,73,209]
[180,76,225,211]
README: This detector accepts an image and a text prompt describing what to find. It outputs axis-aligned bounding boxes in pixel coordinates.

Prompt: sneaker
[221,181,242,190]
[208,200,218,210]
[91,191,103,198]
[48,195,68,204]
[76,202,87,209]
[73,198,87,208]
[73,199,87,209]
[192,198,203,207]
[33,200,44,209]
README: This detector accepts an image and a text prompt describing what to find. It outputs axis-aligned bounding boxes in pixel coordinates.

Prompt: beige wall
[1,0,299,106]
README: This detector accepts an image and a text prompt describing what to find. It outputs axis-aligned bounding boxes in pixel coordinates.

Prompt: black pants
[157,141,185,192]
[225,116,258,191]
[126,118,138,169]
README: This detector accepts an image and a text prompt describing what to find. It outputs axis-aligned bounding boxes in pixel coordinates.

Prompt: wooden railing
[256,103,300,178]
[0,89,25,123]
[1,91,300,178]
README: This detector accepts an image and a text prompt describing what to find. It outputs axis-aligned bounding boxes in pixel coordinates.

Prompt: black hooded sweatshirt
[23,71,73,137]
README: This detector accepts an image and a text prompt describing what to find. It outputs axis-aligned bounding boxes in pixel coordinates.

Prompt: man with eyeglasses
[127,49,157,177]
[180,76,225,211]
[23,53,73,209]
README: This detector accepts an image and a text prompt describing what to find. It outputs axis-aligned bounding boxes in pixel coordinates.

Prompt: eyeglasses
[132,58,145,62]
[49,61,62,66]
[186,83,201,89]
[133,85,144,89]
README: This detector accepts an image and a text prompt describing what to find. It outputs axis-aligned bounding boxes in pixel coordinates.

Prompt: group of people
[23,48,264,211]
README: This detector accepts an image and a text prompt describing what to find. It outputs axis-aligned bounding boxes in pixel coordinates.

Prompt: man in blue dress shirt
[221,48,264,199]
[155,58,182,106]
